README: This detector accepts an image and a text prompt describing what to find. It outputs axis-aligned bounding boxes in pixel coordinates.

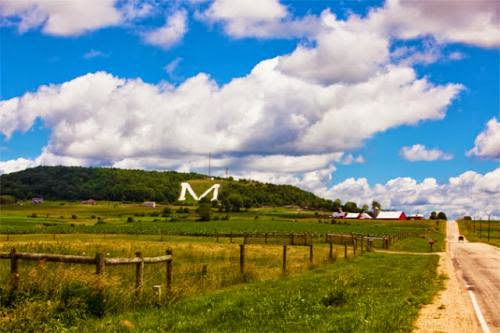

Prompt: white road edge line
[466,287,491,333]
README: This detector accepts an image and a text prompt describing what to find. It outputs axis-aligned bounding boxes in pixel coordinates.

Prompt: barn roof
[345,212,360,219]
[359,212,372,219]
[376,211,404,219]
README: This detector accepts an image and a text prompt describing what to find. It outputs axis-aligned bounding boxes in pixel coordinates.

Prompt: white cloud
[164,57,183,76]
[468,118,500,159]
[198,0,319,39]
[0,60,461,158]
[144,10,187,49]
[340,154,365,165]
[327,168,500,219]
[83,49,109,59]
[370,0,500,48]
[400,144,453,162]
[0,0,122,36]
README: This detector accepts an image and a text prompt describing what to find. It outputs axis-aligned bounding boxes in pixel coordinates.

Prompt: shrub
[197,203,211,221]
[162,207,172,217]
[71,214,77,219]
[0,195,16,204]
[127,217,134,223]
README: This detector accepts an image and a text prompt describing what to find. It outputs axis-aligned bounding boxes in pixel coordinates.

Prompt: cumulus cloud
[0,60,461,159]
[0,0,122,36]
[143,10,187,49]
[370,0,500,48]
[327,168,500,219]
[467,118,500,159]
[400,144,453,162]
[198,0,319,38]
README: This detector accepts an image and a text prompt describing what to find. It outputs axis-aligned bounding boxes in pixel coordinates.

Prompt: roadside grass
[73,253,443,333]
[457,219,500,247]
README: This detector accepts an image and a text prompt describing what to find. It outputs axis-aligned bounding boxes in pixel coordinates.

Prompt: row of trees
[0,166,342,210]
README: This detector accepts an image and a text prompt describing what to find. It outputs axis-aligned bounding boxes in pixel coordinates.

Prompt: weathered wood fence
[240,234,314,274]
[0,248,172,296]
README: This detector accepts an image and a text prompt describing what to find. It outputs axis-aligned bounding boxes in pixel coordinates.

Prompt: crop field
[457,218,500,247]
[0,201,444,252]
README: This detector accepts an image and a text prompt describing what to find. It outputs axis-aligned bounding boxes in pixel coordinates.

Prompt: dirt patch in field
[413,248,479,333]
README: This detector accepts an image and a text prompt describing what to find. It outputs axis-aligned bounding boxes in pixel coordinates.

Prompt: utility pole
[225,167,228,178]
[479,218,482,239]
[488,214,490,242]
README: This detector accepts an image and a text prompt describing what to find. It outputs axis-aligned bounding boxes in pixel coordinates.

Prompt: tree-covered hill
[0,166,334,209]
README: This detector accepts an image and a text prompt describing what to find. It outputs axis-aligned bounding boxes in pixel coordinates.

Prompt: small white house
[143,201,156,208]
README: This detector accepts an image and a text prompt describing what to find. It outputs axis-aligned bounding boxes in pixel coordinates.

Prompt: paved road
[448,220,500,332]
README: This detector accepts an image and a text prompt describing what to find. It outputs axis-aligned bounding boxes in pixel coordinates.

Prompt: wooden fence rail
[0,248,172,296]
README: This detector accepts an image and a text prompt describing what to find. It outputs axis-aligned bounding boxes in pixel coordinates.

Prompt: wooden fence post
[10,248,19,290]
[239,244,245,274]
[329,243,333,261]
[344,242,348,259]
[216,231,219,243]
[309,245,313,263]
[353,239,357,256]
[166,249,172,292]
[95,252,105,275]
[282,245,287,273]
[135,251,144,296]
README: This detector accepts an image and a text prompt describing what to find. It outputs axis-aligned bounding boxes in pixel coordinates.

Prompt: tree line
[0,166,343,210]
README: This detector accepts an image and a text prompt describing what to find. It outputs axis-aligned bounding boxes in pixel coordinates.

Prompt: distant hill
[0,166,334,209]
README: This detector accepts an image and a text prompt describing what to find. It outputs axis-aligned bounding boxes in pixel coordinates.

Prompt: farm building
[376,211,407,220]
[407,214,424,220]
[345,212,360,219]
[32,197,43,204]
[358,212,372,219]
[81,199,97,205]
[332,212,346,219]
[143,201,156,208]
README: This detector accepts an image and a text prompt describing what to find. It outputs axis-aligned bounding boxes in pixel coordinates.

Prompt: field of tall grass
[0,235,353,332]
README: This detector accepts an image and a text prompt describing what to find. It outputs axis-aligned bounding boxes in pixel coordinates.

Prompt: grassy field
[457,219,500,247]
[0,244,442,332]
[75,254,443,332]
[0,201,444,252]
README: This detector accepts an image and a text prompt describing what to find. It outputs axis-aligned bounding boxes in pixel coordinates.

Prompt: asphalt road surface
[448,220,500,332]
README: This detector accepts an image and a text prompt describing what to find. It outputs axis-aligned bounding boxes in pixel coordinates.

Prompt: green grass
[72,253,442,333]
[457,219,500,247]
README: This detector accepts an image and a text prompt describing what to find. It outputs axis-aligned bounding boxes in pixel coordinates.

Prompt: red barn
[376,211,407,220]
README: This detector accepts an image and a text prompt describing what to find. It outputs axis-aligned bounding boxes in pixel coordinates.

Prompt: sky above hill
[0,0,499,218]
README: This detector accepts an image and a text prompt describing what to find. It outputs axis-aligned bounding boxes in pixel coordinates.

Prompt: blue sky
[0,0,499,217]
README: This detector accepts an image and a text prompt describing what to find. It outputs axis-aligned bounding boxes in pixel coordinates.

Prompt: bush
[437,212,447,220]
[71,214,77,219]
[127,217,134,223]
[162,207,172,217]
[0,195,16,204]
[197,203,211,221]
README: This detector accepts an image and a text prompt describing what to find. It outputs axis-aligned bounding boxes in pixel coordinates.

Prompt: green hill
[0,166,334,209]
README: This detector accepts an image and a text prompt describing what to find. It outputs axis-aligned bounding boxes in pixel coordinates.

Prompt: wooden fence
[0,248,172,296]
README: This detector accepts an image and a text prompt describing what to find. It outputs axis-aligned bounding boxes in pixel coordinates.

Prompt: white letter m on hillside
[178,182,220,201]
